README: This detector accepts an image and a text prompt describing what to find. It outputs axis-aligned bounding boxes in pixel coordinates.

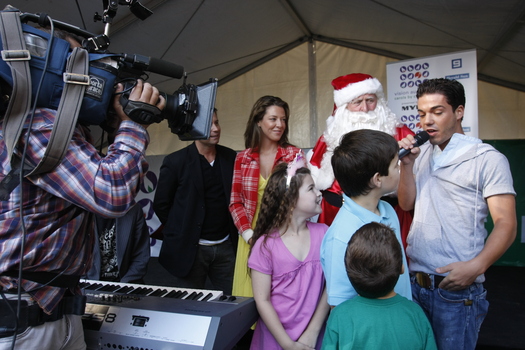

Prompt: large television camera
[0,1,217,141]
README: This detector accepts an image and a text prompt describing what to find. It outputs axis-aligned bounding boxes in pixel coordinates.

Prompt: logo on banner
[452,58,462,69]
[400,105,421,130]
[387,49,477,137]
[399,63,430,89]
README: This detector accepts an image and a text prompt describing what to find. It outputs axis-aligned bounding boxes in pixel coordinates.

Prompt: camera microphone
[147,57,185,79]
[399,131,429,158]
[120,53,184,79]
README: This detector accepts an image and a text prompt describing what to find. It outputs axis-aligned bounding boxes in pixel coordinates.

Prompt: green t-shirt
[322,294,437,350]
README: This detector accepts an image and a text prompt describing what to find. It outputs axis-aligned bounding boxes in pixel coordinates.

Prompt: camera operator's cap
[332,73,384,108]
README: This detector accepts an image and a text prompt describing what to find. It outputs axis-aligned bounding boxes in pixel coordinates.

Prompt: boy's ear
[371,172,381,188]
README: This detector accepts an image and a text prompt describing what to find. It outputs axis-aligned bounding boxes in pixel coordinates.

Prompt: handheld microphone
[399,131,429,158]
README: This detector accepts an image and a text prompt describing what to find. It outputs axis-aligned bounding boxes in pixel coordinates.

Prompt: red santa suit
[307,74,414,247]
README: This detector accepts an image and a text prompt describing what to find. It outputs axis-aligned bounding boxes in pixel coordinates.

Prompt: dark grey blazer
[153,142,237,278]
[86,204,150,283]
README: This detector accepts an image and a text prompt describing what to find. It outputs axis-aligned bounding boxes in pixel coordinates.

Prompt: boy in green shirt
[322,222,437,350]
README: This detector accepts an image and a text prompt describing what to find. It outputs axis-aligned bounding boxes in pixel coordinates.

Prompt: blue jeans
[411,275,489,350]
[172,240,235,295]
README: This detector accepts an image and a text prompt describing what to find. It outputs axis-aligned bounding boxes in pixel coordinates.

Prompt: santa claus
[307,73,413,226]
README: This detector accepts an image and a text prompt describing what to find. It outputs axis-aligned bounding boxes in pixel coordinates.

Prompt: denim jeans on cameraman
[172,239,235,295]
[0,293,86,350]
[411,275,489,350]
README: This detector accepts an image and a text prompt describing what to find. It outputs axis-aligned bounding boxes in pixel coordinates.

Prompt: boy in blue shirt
[320,129,411,306]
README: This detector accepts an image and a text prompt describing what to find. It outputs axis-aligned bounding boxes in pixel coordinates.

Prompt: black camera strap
[0,295,87,338]
[0,9,90,197]
[1,270,80,289]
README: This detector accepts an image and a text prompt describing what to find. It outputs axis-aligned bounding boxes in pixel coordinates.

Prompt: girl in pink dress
[248,155,330,350]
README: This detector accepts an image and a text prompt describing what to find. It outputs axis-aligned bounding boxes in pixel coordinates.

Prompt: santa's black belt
[322,190,343,208]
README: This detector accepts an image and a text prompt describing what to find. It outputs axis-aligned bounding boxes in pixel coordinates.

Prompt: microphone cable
[8,14,56,350]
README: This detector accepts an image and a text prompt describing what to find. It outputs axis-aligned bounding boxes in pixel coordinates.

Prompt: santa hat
[332,73,384,108]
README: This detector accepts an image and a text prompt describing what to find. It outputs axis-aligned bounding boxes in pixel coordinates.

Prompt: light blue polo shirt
[320,194,412,306]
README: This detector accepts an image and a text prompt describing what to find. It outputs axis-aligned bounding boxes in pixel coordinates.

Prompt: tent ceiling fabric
[6,0,525,93]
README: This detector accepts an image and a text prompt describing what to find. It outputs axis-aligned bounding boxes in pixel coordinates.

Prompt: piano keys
[81,280,258,350]
[80,279,223,302]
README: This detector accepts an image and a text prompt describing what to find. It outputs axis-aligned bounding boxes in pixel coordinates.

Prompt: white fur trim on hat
[334,77,384,108]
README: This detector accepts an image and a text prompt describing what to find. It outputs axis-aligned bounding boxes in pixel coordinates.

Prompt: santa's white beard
[324,102,397,150]
[310,101,398,191]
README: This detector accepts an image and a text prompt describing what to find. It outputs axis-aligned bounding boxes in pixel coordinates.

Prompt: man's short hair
[345,222,403,299]
[416,78,466,112]
[332,129,398,197]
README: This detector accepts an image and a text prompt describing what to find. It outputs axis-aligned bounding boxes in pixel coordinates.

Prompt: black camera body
[115,56,218,140]
[0,7,217,141]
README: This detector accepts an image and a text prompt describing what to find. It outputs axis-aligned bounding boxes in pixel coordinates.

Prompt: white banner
[136,155,165,257]
[386,49,478,137]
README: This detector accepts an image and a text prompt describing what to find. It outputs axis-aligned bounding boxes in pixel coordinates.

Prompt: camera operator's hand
[113,80,166,129]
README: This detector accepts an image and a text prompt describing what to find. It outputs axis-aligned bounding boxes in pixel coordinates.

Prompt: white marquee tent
[6,0,525,154]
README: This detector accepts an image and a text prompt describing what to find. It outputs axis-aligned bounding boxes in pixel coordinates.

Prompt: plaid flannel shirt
[229,145,304,234]
[0,108,149,313]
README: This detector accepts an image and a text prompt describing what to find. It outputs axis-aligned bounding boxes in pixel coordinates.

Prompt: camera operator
[0,23,165,348]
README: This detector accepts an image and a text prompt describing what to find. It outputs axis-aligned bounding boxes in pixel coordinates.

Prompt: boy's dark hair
[345,222,402,299]
[416,78,466,112]
[332,129,398,197]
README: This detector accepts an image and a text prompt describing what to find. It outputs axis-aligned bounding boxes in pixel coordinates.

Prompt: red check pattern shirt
[229,145,304,234]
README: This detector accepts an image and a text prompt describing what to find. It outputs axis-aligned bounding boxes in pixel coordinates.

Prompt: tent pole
[308,39,318,147]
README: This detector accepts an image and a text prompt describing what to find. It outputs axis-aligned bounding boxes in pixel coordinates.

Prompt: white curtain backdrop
[144,42,524,157]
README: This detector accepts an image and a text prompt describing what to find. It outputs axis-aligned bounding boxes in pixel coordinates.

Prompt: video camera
[0,1,217,141]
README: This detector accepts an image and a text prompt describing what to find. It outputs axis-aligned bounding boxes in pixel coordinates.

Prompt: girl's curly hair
[249,162,311,255]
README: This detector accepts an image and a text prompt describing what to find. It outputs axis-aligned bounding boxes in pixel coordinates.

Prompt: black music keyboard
[81,280,258,350]
[80,279,223,302]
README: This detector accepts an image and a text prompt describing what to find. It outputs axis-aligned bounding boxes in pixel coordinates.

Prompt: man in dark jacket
[153,109,237,294]
[86,204,150,284]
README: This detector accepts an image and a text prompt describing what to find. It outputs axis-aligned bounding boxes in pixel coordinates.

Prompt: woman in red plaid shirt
[229,96,304,300]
